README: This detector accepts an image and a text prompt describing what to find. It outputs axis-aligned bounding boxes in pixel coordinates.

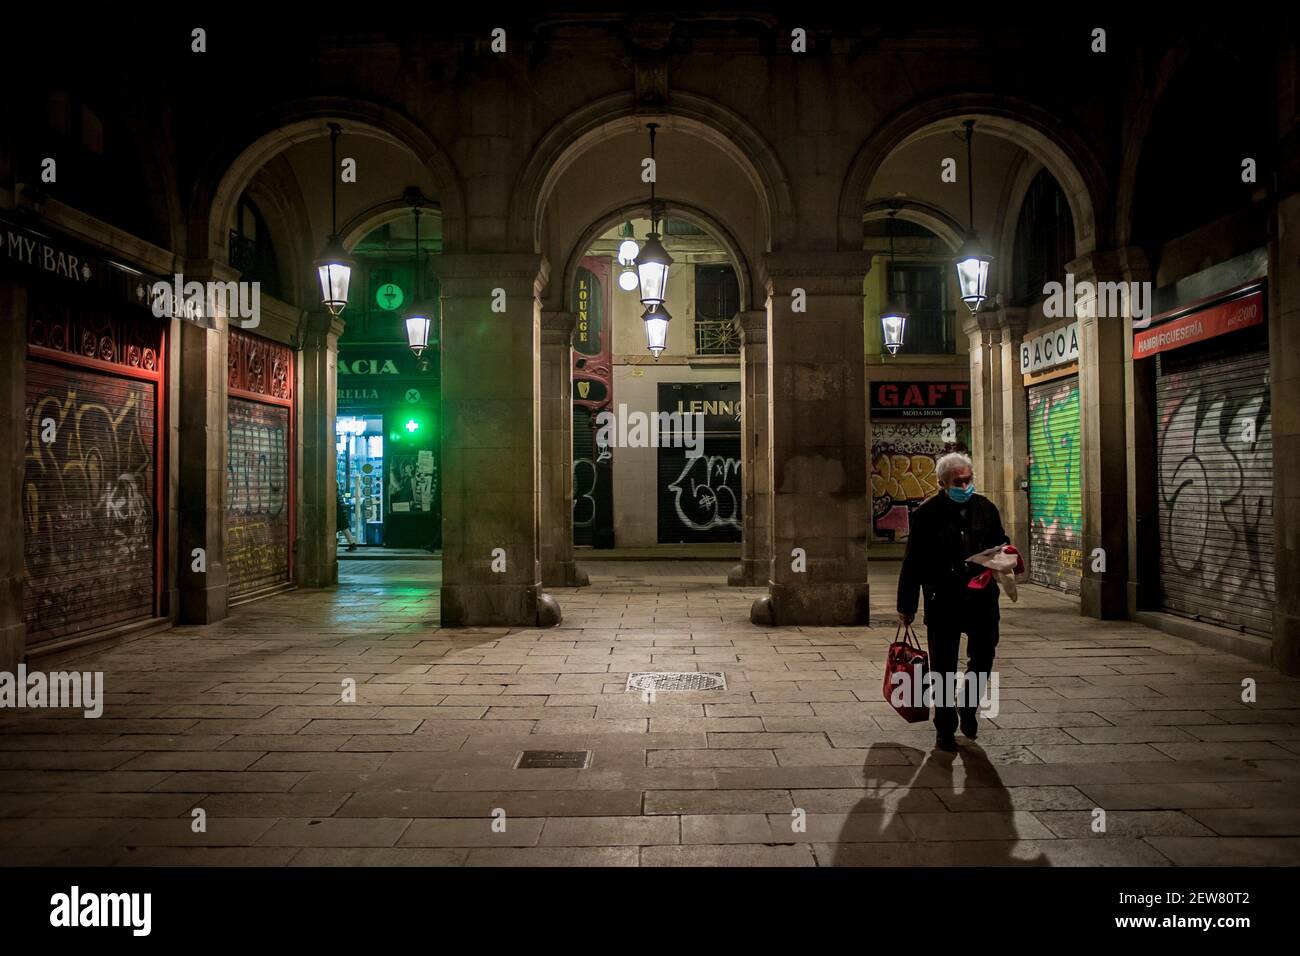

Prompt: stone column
[997,306,1029,553]
[730,308,770,586]
[438,254,559,627]
[752,252,873,626]
[177,261,233,624]
[297,312,344,589]
[962,311,1004,501]
[0,276,27,670]
[1271,189,1300,675]
[1070,250,1131,619]
[540,310,587,588]
[1119,248,1157,618]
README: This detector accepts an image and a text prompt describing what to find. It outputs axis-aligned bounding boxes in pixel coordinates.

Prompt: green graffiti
[1028,382,1081,536]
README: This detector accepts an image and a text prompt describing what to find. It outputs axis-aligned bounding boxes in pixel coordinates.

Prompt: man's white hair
[936,451,974,486]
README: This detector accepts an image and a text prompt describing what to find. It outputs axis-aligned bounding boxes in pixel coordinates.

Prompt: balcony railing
[694,318,741,355]
[884,309,956,355]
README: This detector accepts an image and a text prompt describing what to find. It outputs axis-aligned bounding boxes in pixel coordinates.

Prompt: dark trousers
[925,619,999,737]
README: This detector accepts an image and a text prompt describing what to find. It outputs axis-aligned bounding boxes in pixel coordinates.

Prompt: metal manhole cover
[626,672,727,693]
[515,750,591,769]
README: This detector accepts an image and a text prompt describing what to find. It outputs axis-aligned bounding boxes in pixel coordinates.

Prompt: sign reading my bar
[1132,287,1264,359]
[1020,323,1080,375]
[2,216,165,311]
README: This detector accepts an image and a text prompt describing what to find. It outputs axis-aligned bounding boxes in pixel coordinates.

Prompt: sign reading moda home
[1132,286,1265,359]
[1020,323,1080,375]
[871,381,969,418]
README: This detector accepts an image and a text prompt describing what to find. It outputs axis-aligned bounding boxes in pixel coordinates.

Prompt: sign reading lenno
[1020,323,1080,375]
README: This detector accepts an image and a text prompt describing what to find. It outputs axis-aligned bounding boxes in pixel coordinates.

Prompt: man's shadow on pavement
[829,741,1051,867]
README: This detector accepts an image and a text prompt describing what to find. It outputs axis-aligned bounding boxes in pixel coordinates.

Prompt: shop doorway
[336,415,385,546]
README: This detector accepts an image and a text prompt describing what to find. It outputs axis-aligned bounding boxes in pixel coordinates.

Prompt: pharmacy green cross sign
[376,283,404,311]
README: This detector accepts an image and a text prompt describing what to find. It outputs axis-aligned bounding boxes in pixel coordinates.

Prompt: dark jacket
[896,491,1010,626]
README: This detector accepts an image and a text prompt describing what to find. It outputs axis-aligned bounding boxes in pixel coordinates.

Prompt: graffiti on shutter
[23,361,156,643]
[1027,378,1082,594]
[871,420,972,541]
[226,397,289,595]
[1156,348,1273,634]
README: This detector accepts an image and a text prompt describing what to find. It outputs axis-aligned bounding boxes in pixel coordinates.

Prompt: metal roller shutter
[23,360,157,644]
[226,396,291,597]
[1156,348,1273,635]
[657,435,742,544]
[1027,376,1082,594]
[572,406,595,547]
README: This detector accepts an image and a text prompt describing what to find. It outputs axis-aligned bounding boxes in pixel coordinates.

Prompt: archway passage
[529,113,778,617]
[334,210,444,559]
[565,216,753,590]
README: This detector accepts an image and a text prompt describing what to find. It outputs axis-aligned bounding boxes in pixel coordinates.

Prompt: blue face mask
[946,482,975,504]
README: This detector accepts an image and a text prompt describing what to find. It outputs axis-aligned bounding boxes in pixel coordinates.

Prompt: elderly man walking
[896,452,1010,752]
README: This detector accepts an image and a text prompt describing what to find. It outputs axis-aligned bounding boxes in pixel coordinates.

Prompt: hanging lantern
[642,304,671,358]
[634,231,672,309]
[954,236,992,314]
[315,235,354,317]
[404,311,431,357]
[314,123,353,315]
[953,120,993,315]
[881,309,907,356]
[880,209,908,355]
[403,204,435,358]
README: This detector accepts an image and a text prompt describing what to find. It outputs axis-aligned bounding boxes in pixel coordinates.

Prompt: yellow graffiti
[871,453,938,503]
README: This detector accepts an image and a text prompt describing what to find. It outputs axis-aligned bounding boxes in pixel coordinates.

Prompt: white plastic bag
[968,545,1026,602]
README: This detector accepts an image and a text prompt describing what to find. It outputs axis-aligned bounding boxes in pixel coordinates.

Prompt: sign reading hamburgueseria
[1132,287,1264,359]
[1020,323,1080,375]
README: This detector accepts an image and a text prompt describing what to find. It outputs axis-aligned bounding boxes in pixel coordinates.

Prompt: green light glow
[405,419,420,433]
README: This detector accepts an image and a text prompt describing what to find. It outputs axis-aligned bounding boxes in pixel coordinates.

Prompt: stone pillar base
[727,561,767,587]
[1080,577,1126,620]
[751,582,870,626]
[0,622,22,671]
[541,561,589,588]
[299,560,339,590]
[1274,611,1300,677]
[441,585,562,627]
[180,583,229,625]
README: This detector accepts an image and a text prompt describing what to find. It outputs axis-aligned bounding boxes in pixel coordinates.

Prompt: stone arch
[339,201,444,255]
[996,153,1046,301]
[559,199,758,316]
[1115,41,1195,251]
[510,91,795,255]
[238,154,315,308]
[190,97,467,265]
[863,199,966,253]
[839,93,1107,257]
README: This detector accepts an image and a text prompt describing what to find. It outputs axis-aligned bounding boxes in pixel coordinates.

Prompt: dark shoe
[959,710,978,740]
[935,734,959,753]
[347,543,358,552]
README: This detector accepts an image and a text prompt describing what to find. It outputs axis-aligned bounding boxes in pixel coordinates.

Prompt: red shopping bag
[883,622,930,723]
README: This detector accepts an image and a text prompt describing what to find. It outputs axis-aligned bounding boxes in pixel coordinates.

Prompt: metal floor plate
[626,671,727,693]
[515,750,592,769]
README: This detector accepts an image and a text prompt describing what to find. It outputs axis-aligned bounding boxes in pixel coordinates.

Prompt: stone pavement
[2,559,1298,867]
